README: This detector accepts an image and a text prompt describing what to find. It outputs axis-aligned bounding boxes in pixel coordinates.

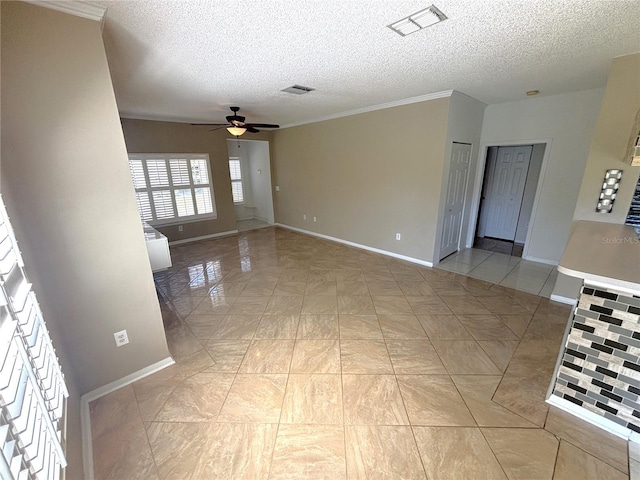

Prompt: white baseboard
[169,230,238,246]
[546,394,631,440]
[81,357,175,480]
[550,294,578,306]
[522,255,558,266]
[275,223,433,268]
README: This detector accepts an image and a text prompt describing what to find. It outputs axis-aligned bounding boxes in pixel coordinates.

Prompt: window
[0,198,68,480]
[128,154,217,225]
[228,157,244,204]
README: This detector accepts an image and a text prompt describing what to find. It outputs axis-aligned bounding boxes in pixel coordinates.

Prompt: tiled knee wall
[551,284,640,434]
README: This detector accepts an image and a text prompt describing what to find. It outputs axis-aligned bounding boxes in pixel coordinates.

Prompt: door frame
[466,138,553,261]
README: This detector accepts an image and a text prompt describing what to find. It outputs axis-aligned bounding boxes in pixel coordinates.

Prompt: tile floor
[473,236,524,257]
[90,227,630,479]
[438,248,558,297]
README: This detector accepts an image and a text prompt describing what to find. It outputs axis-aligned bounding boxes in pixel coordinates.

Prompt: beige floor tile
[397,280,437,297]
[281,374,343,424]
[505,339,561,378]
[378,314,428,339]
[340,339,394,374]
[241,280,277,296]
[396,375,475,426]
[263,295,303,315]
[254,314,300,339]
[342,374,409,425]
[478,339,520,372]
[290,339,341,373]
[270,424,346,480]
[165,323,204,360]
[417,313,473,340]
[302,295,338,314]
[273,281,307,296]
[492,372,550,427]
[475,295,538,315]
[238,339,295,373]
[483,427,558,480]
[337,295,376,314]
[155,372,235,421]
[372,295,414,314]
[338,314,383,339]
[169,293,205,317]
[545,406,629,473]
[337,280,369,295]
[366,279,404,296]
[440,295,493,315]
[279,269,309,282]
[406,295,453,314]
[457,314,519,341]
[451,375,536,427]
[191,423,278,480]
[431,340,502,374]
[386,339,447,374]
[204,339,251,372]
[210,313,261,339]
[553,440,629,480]
[229,295,270,313]
[305,280,338,296]
[297,313,339,339]
[184,314,223,340]
[90,386,158,480]
[217,374,287,423]
[413,427,507,480]
[189,293,233,316]
[498,313,534,337]
[345,425,426,479]
[146,422,211,480]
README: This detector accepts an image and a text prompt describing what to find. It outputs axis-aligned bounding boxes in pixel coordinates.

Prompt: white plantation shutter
[228,158,244,203]
[128,154,217,225]
[0,197,68,480]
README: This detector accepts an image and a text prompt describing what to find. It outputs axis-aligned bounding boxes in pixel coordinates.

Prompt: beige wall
[573,53,640,222]
[121,118,272,242]
[479,88,604,263]
[1,3,171,475]
[272,98,450,263]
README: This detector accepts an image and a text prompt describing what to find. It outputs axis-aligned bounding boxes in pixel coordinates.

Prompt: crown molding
[281,90,454,129]
[24,1,106,22]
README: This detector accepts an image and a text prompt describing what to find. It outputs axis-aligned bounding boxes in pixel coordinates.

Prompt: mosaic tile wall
[551,284,640,434]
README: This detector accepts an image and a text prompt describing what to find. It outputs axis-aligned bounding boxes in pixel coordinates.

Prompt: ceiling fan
[192,106,279,136]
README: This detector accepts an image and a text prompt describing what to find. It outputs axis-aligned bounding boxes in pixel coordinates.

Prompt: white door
[440,143,472,259]
[483,145,532,241]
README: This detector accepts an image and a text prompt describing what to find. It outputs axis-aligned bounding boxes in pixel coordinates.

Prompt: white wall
[229,140,274,223]
[434,91,486,262]
[478,88,604,263]
[514,143,545,244]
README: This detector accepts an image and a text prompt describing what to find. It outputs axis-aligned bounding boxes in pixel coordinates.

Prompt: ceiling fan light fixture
[227,126,247,136]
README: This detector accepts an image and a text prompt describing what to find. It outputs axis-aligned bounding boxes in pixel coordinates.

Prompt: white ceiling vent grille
[388,5,447,37]
[281,85,315,95]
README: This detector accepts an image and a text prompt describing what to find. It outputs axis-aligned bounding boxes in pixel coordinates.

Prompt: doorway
[474,144,545,257]
[226,139,275,232]
[440,142,472,259]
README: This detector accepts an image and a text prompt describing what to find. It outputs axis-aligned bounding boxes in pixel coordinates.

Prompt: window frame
[228,156,245,205]
[128,153,217,226]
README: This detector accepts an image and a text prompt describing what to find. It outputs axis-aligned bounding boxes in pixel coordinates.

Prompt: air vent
[281,85,315,95]
[388,5,447,37]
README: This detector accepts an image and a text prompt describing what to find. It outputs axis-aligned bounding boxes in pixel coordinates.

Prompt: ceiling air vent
[281,85,315,95]
[388,5,447,37]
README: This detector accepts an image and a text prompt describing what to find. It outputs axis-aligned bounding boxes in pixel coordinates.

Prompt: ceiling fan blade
[208,126,227,132]
[244,123,280,129]
[245,126,260,133]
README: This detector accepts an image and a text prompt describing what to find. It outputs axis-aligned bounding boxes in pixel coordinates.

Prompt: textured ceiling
[89,0,640,127]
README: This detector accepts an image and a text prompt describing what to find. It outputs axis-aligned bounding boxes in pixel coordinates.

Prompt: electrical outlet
[178,225,183,232]
[275,186,280,191]
[396,233,401,241]
[114,329,129,347]
[303,214,307,221]
[313,217,317,222]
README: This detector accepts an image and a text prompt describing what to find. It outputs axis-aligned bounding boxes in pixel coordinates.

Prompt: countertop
[557,221,640,292]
